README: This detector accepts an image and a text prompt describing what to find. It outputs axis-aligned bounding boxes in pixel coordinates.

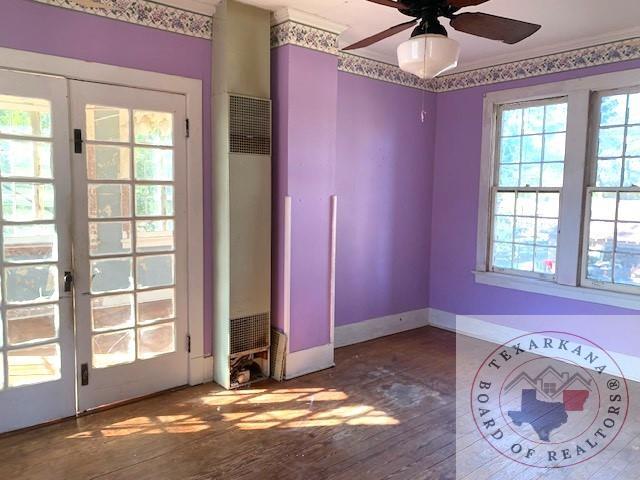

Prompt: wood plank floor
[0,327,638,480]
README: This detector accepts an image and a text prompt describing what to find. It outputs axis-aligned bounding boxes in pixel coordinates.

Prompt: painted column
[271,13,345,375]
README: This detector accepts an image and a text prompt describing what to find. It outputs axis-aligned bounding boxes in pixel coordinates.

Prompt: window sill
[473,271,640,311]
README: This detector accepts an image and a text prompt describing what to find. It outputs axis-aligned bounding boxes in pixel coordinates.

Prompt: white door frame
[0,46,208,385]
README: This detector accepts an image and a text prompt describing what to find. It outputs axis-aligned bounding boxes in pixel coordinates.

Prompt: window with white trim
[582,89,640,292]
[478,71,640,307]
[491,99,567,278]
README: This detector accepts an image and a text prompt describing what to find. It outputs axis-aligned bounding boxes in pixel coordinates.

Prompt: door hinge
[63,271,74,292]
[185,118,190,138]
[81,363,89,386]
[187,334,191,353]
[74,128,83,154]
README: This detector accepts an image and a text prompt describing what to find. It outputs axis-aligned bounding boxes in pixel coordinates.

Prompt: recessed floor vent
[229,95,271,155]
[230,312,271,356]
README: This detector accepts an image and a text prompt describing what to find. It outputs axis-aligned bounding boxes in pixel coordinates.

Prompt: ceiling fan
[343,0,542,79]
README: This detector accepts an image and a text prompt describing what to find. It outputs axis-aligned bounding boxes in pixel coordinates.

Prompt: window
[583,90,640,292]
[477,70,640,308]
[491,100,567,278]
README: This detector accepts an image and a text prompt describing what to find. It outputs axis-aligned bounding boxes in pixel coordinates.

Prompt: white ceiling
[239,0,640,72]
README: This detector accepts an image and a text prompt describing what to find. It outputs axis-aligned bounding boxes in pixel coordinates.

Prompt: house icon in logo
[504,366,592,402]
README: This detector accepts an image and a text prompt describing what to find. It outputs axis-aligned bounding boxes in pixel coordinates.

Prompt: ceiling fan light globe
[397,34,460,79]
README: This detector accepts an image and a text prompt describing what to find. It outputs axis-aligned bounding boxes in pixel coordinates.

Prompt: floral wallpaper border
[271,21,640,92]
[32,0,212,39]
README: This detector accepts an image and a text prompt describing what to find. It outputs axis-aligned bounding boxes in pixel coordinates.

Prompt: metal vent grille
[230,312,271,355]
[229,95,271,155]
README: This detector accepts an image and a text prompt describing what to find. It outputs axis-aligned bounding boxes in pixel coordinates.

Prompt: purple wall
[0,0,214,354]
[430,60,640,355]
[271,45,338,352]
[336,72,435,327]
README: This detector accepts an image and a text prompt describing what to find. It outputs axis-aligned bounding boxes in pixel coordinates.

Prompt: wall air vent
[229,95,271,155]
[230,312,271,356]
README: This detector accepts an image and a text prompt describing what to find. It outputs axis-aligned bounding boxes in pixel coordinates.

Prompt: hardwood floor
[1,327,638,480]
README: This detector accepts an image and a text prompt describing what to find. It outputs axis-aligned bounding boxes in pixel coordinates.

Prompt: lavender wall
[0,0,214,354]
[336,72,435,327]
[430,60,640,355]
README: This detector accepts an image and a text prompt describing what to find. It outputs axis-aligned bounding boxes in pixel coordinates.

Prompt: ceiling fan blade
[450,12,541,44]
[342,20,417,51]
[366,0,410,9]
[448,0,490,7]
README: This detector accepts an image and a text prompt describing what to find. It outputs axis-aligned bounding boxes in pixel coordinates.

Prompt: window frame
[475,69,640,310]
[581,86,640,295]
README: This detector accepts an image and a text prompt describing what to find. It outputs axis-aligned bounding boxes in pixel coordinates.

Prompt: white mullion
[0,172,6,390]
[126,108,140,360]
[557,90,590,286]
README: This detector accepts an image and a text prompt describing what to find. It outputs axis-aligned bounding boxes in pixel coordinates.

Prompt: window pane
[536,218,558,246]
[86,145,130,180]
[492,242,513,269]
[137,288,175,324]
[90,257,133,294]
[541,163,564,188]
[136,220,174,253]
[626,126,640,156]
[534,247,556,274]
[598,127,625,157]
[134,148,173,181]
[500,137,521,164]
[623,158,640,187]
[515,217,535,244]
[0,95,51,137]
[520,163,541,187]
[8,343,61,387]
[136,254,174,289]
[7,305,58,346]
[596,158,623,187]
[92,330,135,368]
[88,184,131,218]
[537,193,559,218]
[590,192,617,221]
[522,135,542,163]
[629,93,640,124]
[618,193,640,222]
[516,192,536,216]
[89,221,132,256]
[86,105,129,142]
[3,224,57,263]
[495,192,515,215]
[544,103,567,133]
[616,222,640,254]
[133,111,173,146]
[543,133,565,163]
[600,95,628,126]
[2,182,54,221]
[135,185,174,217]
[523,106,544,134]
[493,216,514,242]
[588,221,615,252]
[499,164,519,187]
[138,322,175,359]
[0,139,52,178]
[514,244,534,271]
[587,250,612,282]
[501,109,522,136]
[91,294,134,332]
[614,253,640,286]
[5,265,58,304]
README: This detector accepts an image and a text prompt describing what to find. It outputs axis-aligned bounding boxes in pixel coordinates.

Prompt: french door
[0,70,75,432]
[70,81,189,412]
[0,69,190,432]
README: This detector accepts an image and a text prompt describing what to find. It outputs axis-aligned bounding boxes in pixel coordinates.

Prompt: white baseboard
[428,308,640,383]
[285,343,335,379]
[335,308,430,348]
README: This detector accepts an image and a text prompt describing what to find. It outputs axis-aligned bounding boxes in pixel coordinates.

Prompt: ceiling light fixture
[397,34,460,79]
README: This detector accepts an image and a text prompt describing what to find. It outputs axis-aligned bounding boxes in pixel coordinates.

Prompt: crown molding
[31,0,214,38]
[271,8,347,35]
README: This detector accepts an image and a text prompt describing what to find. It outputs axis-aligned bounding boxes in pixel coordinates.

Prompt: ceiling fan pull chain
[420,37,428,124]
